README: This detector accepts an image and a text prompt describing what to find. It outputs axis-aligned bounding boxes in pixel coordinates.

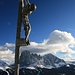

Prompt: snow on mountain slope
[20,50,66,69]
[0,60,9,70]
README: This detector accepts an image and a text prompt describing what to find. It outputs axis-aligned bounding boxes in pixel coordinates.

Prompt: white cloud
[0,46,7,51]
[43,30,75,45]
[0,43,15,65]
[19,30,75,62]
[5,43,15,48]
[0,49,14,65]
[21,30,75,54]
[0,30,75,64]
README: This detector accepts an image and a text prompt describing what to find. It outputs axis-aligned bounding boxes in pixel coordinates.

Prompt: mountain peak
[20,50,66,68]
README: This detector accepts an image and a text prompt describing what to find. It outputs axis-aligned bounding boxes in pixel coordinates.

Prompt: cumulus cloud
[0,49,14,65]
[21,30,75,61]
[43,30,75,45]
[0,46,7,51]
[5,43,15,48]
[0,43,15,64]
[0,30,75,64]
[21,30,75,54]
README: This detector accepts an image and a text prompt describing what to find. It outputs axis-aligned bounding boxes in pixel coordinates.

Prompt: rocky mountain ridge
[20,50,66,68]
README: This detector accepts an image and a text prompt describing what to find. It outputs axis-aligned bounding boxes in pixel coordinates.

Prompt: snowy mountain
[0,60,9,70]
[0,50,75,75]
[66,61,75,65]
[0,50,66,69]
[0,64,75,75]
[20,50,66,68]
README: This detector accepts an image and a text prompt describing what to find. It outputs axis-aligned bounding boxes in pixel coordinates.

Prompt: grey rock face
[20,50,66,68]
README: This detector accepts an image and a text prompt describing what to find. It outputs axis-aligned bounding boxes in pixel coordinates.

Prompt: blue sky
[0,0,75,64]
[0,0,75,44]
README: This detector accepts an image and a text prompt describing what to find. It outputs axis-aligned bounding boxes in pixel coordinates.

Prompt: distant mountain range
[0,60,9,70]
[20,50,66,68]
[0,50,67,69]
[0,50,75,75]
